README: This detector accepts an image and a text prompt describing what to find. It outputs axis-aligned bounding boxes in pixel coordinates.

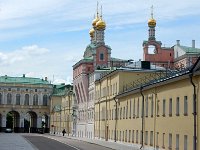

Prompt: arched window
[7,93,12,104]
[16,94,20,105]
[33,94,38,106]
[43,95,48,106]
[0,93,2,104]
[24,94,29,105]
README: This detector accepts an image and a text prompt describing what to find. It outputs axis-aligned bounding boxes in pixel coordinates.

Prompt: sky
[0,0,199,84]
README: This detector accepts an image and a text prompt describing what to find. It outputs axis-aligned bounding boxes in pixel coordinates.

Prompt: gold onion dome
[148,18,156,27]
[96,18,106,30]
[92,17,100,27]
[89,28,95,37]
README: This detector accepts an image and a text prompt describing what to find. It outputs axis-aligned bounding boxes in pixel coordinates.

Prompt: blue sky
[0,0,199,84]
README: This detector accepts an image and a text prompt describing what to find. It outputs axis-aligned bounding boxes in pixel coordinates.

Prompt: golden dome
[96,19,106,30]
[92,17,99,27]
[89,28,95,37]
[148,18,156,27]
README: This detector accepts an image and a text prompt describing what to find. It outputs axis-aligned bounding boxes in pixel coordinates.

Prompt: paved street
[23,135,78,150]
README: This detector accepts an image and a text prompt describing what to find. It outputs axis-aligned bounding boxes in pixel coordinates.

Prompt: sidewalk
[46,133,141,150]
[0,133,37,150]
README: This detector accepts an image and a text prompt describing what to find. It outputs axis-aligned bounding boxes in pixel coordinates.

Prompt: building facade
[0,75,52,133]
[50,84,75,136]
[94,57,200,150]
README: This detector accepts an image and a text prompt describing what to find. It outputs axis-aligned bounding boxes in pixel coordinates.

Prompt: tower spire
[151,5,154,19]
[100,5,102,19]
[97,1,99,17]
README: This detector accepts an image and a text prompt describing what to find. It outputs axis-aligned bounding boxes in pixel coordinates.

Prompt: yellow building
[94,65,165,141]
[95,58,200,150]
[50,84,74,136]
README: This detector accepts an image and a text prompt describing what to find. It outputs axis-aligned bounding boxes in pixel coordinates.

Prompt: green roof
[0,76,50,85]
[52,84,73,96]
[179,45,200,54]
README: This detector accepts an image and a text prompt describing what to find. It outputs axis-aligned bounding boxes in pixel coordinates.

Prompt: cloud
[0,45,49,65]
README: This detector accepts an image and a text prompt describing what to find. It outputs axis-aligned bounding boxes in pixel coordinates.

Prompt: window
[162,133,165,148]
[151,97,154,117]
[128,130,131,142]
[129,99,131,118]
[123,107,125,119]
[0,93,2,104]
[8,88,11,91]
[26,89,28,92]
[24,94,29,105]
[137,98,139,118]
[136,130,138,143]
[150,131,153,146]
[145,131,148,145]
[176,97,180,116]
[163,99,166,116]
[7,93,12,104]
[133,99,135,118]
[156,132,159,146]
[176,134,179,150]
[132,130,134,143]
[169,98,172,116]
[184,96,188,116]
[16,94,20,105]
[33,94,38,105]
[157,100,160,116]
[35,89,37,92]
[145,97,148,117]
[43,95,48,106]
[169,133,172,149]
[17,88,20,91]
[126,101,128,119]
[184,135,187,150]
[100,53,104,60]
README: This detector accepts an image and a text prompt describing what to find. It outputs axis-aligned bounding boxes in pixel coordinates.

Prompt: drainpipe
[140,86,144,149]
[114,97,118,142]
[189,73,197,150]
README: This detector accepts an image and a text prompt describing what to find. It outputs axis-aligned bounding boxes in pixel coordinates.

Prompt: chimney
[176,40,180,46]
[23,74,25,77]
[45,77,48,81]
[192,40,195,48]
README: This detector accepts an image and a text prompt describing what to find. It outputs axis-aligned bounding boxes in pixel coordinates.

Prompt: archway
[42,114,49,133]
[6,111,20,132]
[24,111,37,133]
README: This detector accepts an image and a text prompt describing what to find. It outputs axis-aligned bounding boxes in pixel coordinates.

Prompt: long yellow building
[94,58,200,150]
[50,84,74,136]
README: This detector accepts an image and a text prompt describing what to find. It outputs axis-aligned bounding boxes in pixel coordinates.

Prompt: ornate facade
[0,75,52,133]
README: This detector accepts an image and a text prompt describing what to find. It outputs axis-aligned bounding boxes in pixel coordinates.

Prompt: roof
[0,76,50,85]
[52,84,73,96]
[111,57,127,62]
[179,45,200,54]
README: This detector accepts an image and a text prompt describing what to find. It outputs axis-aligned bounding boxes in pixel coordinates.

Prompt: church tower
[143,6,174,68]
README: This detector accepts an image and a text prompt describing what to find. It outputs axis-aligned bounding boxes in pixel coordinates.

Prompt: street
[23,134,113,150]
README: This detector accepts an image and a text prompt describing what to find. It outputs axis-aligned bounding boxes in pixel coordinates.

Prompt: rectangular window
[126,101,128,119]
[136,130,138,143]
[145,131,148,145]
[129,130,131,142]
[129,99,132,118]
[176,97,180,116]
[132,130,134,143]
[169,133,172,149]
[184,135,187,150]
[169,98,172,116]
[163,99,166,116]
[151,95,154,117]
[145,97,148,117]
[184,96,188,116]
[133,99,135,118]
[123,107,125,119]
[120,108,122,119]
[176,134,179,150]
[150,131,153,146]
[137,98,139,118]
[162,133,165,148]
[8,88,11,91]
[156,132,159,146]
[100,53,104,60]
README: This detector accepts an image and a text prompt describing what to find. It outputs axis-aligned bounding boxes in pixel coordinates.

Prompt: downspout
[114,97,118,142]
[140,86,144,149]
[189,73,197,150]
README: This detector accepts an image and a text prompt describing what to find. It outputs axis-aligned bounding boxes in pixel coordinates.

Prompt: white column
[2,114,6,128]
[37,115,42,128]
[12,93,16,105]
[19,114,24,128]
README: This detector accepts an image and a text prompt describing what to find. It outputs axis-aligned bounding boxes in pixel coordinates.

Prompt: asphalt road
[24,135,78,150]
[23,135,112,150]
